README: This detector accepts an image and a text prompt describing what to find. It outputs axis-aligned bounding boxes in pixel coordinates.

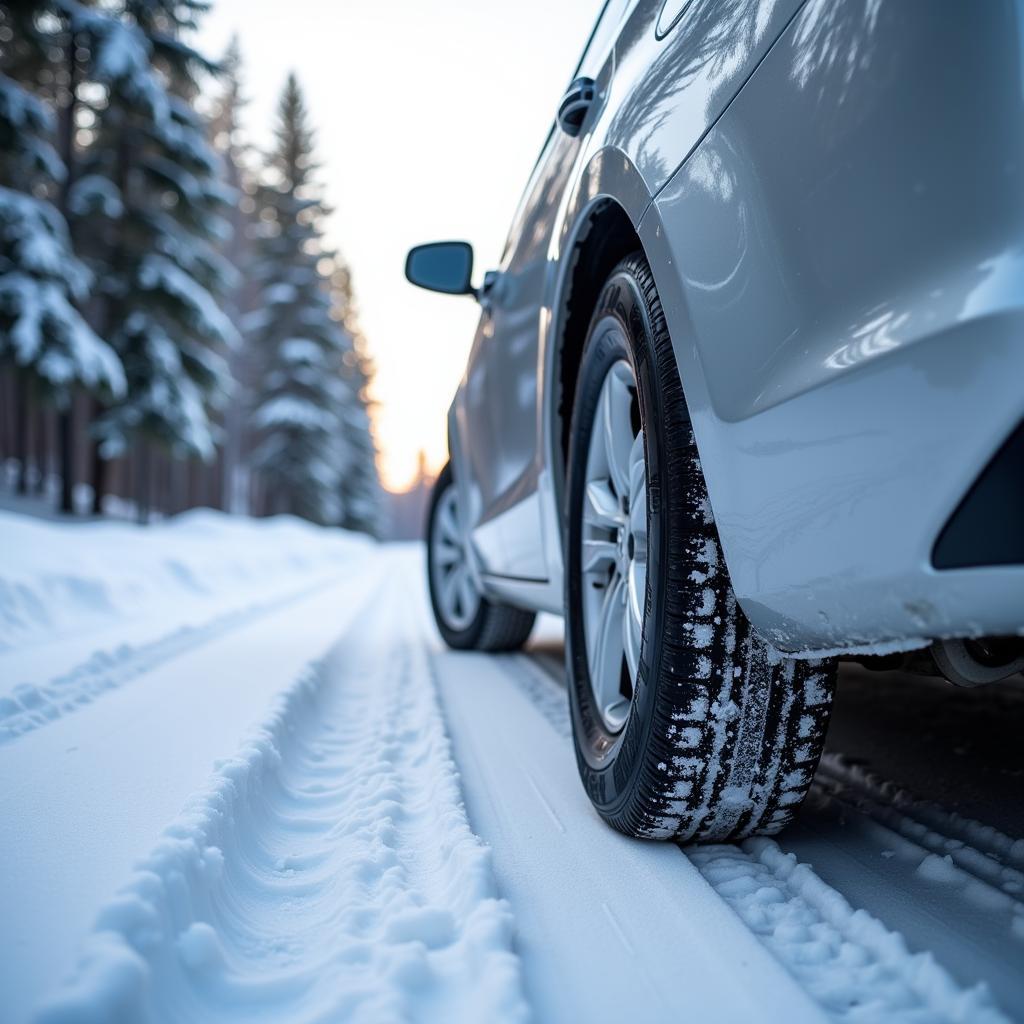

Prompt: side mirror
[405,241,475,296]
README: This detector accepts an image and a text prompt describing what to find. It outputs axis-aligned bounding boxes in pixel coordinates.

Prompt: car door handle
[478,269,501,312]
[557,76,597,138]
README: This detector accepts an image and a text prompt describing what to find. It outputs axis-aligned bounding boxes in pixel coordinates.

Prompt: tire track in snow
[36,565,527,1024]
[502,654,572,739]
[438,651,824,1022]
[689,840,1005,1023]
[515,653,1008,1022]
[778,756,1024,1018]
[0,570,356,745]
[815,754,1024,909]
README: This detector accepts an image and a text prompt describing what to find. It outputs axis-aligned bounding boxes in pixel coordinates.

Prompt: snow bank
[0,509,370,653]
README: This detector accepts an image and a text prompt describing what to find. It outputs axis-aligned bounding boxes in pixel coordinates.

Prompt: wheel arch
[543,174,726,597]
[549,197,646,527]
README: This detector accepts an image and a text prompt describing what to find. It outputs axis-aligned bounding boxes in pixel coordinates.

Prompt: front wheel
[565,254,837,842]
[426,462,536,652]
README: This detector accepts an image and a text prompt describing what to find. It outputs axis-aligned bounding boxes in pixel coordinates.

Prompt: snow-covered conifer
[331,264,382,536]
[248,74,354,526]
[73,0,236,503]
[0,66,125,412]
[207,37,257,513]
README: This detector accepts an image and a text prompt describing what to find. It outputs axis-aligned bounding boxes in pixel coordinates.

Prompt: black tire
[565,254,837,842]
[427,462,537,652]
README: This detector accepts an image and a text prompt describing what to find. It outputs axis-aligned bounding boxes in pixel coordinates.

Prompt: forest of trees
[0,0,382,535]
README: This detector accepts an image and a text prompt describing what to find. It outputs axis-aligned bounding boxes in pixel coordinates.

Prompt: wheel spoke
[603,696,630,727]
[625,429,647,684]
[624,564,643,683]
[435,537,461,568]
[602,366,634,499]
[439,563,460,614]
[587,572,626,716]
[629,432,645,518]
[582,538,617,574]
[441,500,461,544]
[456,567,476,621]
[449,564,464,616]
[583,480,622,531]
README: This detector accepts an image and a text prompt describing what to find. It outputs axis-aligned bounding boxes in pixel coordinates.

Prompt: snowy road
[2,530,1022,1022]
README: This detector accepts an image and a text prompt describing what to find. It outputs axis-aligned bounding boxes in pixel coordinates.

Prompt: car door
[461,0,633,579]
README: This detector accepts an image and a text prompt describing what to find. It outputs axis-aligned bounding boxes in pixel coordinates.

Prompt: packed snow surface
[35,574,526,1024]
[0,511,1020,1022]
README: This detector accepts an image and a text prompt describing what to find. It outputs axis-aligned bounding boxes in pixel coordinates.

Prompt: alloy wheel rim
[431,484,481,630]
[580,355,647,733]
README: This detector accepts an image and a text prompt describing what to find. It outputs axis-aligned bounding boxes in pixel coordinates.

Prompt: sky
[197,0,605,491]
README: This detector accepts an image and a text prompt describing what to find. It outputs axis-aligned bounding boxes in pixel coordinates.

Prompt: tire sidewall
[565,268,670,813]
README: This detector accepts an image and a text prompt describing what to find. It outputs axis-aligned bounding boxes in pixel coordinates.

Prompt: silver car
[406,0,1024,842]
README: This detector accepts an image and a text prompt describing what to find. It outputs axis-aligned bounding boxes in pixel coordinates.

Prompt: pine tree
[331,262,382,536]
[247,74,352,526]
[207,36,255,514]
[0,4,126,503]
[338,350,383,536]
[75,0,236,518]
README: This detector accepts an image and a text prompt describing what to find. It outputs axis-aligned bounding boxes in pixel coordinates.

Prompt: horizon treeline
[0,0,382,535]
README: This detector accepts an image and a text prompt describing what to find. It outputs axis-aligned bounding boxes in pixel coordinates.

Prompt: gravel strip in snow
[35,570,527,1024]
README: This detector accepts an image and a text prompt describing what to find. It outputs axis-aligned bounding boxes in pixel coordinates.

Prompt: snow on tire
[565,253,837,842]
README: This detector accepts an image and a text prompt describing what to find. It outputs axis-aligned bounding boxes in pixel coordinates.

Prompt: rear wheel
[427,462,536,651]
[565,254,837,842]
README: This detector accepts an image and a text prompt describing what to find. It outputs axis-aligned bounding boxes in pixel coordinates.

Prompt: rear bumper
[707,309,1024,652]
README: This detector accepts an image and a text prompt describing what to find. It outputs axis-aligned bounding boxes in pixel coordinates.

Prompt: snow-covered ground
[0,510,369,743]
[1,511,1021,1022]
[0,507,370,651]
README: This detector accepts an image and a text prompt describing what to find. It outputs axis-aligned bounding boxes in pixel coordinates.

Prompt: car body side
[447,0,1024,656]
